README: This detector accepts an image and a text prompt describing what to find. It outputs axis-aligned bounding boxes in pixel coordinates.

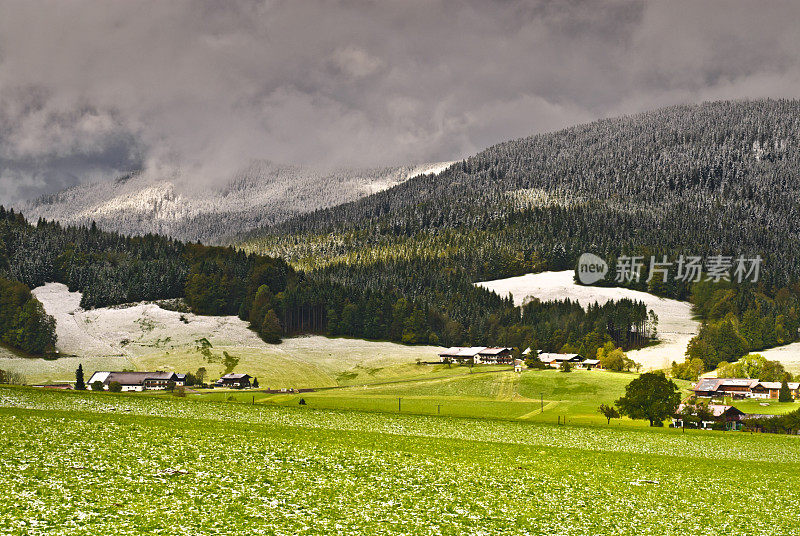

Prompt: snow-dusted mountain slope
[476,271,700,371]
[23,160,455,244]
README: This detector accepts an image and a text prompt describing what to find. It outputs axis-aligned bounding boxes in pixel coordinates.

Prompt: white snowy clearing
[476,270,700,371]
[757,343,800,374]
[0,283,438,385]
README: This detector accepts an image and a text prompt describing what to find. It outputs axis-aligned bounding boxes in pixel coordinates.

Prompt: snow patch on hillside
[757,343,800,373]
[476,271,700,371]
[31,283,266,358]
[5,283,440,384]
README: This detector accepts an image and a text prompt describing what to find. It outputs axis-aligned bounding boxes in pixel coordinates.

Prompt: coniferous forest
[0,206,656,357]
[239,100,800,371]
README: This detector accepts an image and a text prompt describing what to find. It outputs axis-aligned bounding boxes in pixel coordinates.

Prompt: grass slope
[204,368,692,426]
[1,386,799,535]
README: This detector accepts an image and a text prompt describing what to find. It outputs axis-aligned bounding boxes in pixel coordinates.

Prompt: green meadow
[1,385,799,535]
[202,368,692,426]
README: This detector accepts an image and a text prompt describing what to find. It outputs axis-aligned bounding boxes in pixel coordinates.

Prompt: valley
[3,6,799,535]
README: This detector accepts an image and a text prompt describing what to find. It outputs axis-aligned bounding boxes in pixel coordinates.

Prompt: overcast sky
[2,0,800,204]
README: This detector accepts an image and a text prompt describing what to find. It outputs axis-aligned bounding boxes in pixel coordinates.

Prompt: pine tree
[259,310,283,344]
[75,364,86,390]
[779,379,793,402]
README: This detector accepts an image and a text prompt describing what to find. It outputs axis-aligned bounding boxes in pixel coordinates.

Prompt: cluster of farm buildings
[85,371,252,391]
[671,378,800,431]
[692,378,800,400]
[438,347,601,369]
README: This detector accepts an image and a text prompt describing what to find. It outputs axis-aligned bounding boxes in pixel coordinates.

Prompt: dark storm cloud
[1,0,800,203]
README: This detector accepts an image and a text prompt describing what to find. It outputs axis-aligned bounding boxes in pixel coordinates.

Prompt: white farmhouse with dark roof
[86,371,183,391]
[438,347,514,364]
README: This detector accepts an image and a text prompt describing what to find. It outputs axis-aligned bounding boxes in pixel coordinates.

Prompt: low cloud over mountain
[2,0,800,203]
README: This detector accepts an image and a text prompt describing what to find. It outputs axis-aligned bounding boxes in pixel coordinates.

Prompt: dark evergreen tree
[779,379,793,403]
[75,364,86,391]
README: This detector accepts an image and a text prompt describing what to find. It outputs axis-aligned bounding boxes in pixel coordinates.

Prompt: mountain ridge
[23,160,456,244]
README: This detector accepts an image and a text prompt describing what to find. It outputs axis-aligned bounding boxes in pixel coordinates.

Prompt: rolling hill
[234,99,800,367]
[244,99,800,291]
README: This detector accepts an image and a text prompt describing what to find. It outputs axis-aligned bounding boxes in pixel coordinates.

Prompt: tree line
[684,280,800,372]
[1,206,661,356]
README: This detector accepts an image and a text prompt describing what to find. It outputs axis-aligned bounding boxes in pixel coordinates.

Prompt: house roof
[582,359,600,365]
[539,353,583,363]
[220,373,251,380]
[478,347,514,355]
[90,371,178,386]
[86,371,111,385]
[677,404,744,418]
[693,378,799,393]
[693,378,758,392]
[751,381,800,390]
[439,347,487,357]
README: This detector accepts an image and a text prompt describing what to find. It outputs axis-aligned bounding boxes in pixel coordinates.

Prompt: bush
[559,361,572,373]
[91,380,104,391]
[671,358,705,381]
[0,369,26,385]
[108,381,122,393]
[597,342,636,372]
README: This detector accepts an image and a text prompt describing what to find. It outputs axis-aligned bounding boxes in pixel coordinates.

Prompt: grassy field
[1,385,799,535]
[195,368,692,426]
[725,398,799,415]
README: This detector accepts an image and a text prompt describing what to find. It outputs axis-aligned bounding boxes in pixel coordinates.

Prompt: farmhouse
[580,358,601,370]
[437,347,484,364]
[439,347,602,368]
[673,404,746,430]
[215,373,252,389]
[438,347,515,364]
[477,347,515,364]
[538,353,584,368]
[692,378,799,400]
[86,371,183,392]
[692,378,756,399]
[749,381,800,399]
